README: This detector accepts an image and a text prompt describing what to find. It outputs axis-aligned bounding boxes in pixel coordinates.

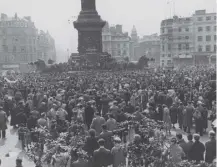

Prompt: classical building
[0,13,56,69]
[192,10,216,64]
[134,33,160,66]
[102,22,133,60]
[160,10,216,67]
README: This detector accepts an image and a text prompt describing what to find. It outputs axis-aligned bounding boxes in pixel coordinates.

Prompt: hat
[209,130,215,137]
[113,136,121,143]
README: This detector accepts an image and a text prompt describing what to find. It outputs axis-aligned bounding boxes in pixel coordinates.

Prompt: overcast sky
[0,0,216,56]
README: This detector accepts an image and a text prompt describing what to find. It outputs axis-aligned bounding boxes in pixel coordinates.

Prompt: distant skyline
[0,0,216,58]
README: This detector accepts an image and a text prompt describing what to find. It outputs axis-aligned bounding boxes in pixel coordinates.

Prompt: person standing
[90,112,105,136]
[177,102,184,129]
[163,105,171,135]
[164,137,185,163]
[189,134,205,162]
[0,105,8,139]
[183,101,194,133]
[170,103,178,129]
[111,137,126,167]
[193,108,203,136]
[205,131,216,163]
[84,102,95,129]
[106,114,117,131]
[93,139,112,167]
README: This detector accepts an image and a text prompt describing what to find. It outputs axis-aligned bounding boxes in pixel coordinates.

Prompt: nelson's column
[73,0,106,64]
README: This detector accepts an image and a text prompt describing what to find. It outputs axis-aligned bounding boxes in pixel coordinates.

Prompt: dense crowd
[0,65,216,167]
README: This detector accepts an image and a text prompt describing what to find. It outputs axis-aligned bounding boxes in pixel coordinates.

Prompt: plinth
[73,1,106,64]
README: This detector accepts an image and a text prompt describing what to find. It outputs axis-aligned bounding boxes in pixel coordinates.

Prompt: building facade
[192,10,216,64]
[160,10,216,67]
[102,22,133,60]
[0,13,56,69]
[134,34,160,66]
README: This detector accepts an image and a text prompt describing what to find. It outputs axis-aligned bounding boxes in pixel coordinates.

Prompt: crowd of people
[0,65,216,167]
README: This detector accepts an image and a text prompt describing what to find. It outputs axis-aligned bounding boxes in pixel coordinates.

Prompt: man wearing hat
[183,101,194,133]
[93,139,112,167]
[84,101,95,129]
[205,131,216,163]
[0,104,7,138]
[111,136,126,167]
[188,134,205,162]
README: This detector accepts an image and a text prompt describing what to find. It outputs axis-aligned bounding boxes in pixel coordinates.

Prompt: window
[168,44,171,51]
[214,26,216,31]
[185,36,189,40]
[21,46,26,52]
[206,35,211,41]
[198,27,203,32]
[197,17,203,21]
[168,54,171,57]
[197,36,203,41]
[198,45,202,52]
[178,36,182,40]
[214,35,216,41]
[167,60,171,64]
[3,45,8,52]
[214,16,216,20]
[206,26,210,31]
[162,60,164,62]
[118,50,121,55]
[162,63,164,66]
[206,45,211,52]
[178,27,182,32]
[178,44,182,51]
[186,44,189,50]
[162,45,165,51]
[117,44,120,48]
[123,50,127,55]
[162,54,165,57]
[168,28,173,33]
[123,43,126,47]
[206,16,211,20]
[185,28,189,32]
[214,45,216,52]
[161,28,164,33]
[13,46,16,52]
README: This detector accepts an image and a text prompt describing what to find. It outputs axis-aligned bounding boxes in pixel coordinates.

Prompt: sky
[0,0,216,61]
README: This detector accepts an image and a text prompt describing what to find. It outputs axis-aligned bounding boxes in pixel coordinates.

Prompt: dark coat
[98,131,114,150]
[177,106,184,126]
[93,147,113,167]
[170,106,178,124]
[183,106,193,128]
[166,96,173,108]
[83,136,99,156]
[182,141,194,160]
[84,106,95,129]
[189,141,205,162]
[205,139,216,163]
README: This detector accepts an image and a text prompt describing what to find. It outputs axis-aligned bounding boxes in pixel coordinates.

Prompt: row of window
[161,54,172,57]
[198,26,216,32]
[0,21,30,27]
[197,35,216,41]
[161,60,172,66]
[197,45,216,52]
[197,15,216,21]
[2,45,37,52]
[161,25,216,33]
[162,43,190,51]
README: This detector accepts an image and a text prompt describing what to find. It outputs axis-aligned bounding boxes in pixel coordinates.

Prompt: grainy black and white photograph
[0,0,216,166]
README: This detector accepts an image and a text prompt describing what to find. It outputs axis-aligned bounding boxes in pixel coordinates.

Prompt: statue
[81,0,96,11]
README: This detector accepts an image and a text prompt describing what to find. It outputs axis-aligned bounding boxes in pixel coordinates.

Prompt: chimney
[116,24,122,34]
